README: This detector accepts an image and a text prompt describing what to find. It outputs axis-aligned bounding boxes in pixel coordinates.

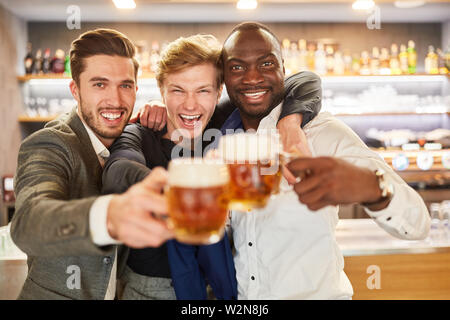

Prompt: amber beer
[218,133,282,211]
[167,158,230,245]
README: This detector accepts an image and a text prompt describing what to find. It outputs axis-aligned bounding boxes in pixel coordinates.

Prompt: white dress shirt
[79,117,121,300]
[230,106,431,300]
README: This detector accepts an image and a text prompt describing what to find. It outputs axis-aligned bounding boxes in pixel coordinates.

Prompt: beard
[78,95,131,140]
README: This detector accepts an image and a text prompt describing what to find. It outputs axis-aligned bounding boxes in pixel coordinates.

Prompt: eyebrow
[89,77,135,84]
[227,53,278,64]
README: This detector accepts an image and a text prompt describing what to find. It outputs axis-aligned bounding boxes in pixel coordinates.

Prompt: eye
[121,84,133,89]
[94,82,105,88]
[261,61,275,68]
[230,65,243,71]
[199,89,212,94]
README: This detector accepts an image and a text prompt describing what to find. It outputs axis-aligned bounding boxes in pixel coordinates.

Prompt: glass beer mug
[166,158,230,245]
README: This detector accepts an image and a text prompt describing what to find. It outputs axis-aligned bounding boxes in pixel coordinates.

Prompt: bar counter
[1,219,449,300]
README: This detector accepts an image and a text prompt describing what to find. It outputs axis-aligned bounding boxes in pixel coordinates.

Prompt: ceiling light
[394,1,426,9]
[113,0,136,9]
[237,0,258,10]
[352,0,375,10]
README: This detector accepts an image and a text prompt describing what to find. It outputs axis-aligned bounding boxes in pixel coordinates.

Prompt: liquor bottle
[445,46,450,71]
[325,45,334,75]
[51,49,65,74]
[298,39,308,72]
[306,42,316,71]
[33,49,43,74]
[370,47,380,75]
[64,54,71,76]
[42,48,51,74]
[379,48,391,75]
[333,51,345,75]
[407,40,417,74]
[360,51,371,75]
[343,50,352,75]
[352,53,361,75]
[425,45,439,74]
[389,44,401,75]
[281,38,293,75]
[24,42,34,74]
[314,42,327,75]
[289,41,300,74]
[399,44,409,74]
[436,48,449,74]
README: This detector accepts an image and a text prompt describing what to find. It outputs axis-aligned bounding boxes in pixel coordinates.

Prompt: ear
[217,84,224,103]
[281,58,286,75]
[69,80,80,103]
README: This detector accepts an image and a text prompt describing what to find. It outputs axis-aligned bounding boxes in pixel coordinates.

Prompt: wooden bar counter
[336,219,450,300]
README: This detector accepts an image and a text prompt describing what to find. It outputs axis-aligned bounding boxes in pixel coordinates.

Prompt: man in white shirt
[220,22,430,299]
[11,28,173,299]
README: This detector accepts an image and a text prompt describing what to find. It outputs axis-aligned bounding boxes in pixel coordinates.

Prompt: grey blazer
[11,108,127,300]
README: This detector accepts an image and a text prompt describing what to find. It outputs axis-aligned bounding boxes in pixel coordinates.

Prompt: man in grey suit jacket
[11,28,173,299]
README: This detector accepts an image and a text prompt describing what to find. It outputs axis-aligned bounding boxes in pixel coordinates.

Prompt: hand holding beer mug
[166,158,230,245]
[218,132,283,211]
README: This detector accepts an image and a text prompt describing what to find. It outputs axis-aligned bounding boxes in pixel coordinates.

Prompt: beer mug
[218,132,283,211]
[166,158,230,245]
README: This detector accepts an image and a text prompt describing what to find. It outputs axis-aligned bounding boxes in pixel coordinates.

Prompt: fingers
[281,165,299,185]
[157,110,167,131]
[140,104,150,128]
[139,167,169,193]
[129,111,139,123]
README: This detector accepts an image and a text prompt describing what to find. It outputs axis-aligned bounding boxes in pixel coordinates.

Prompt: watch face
[392,154,409,171]
[3,177,13,191]
[442,152,450,170]
[417,152,434,171]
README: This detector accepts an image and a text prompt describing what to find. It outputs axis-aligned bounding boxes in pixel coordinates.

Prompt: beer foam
[168,158,229,188]
[218,133,281,163]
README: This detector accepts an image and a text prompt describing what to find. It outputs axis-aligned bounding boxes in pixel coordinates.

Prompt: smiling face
[161,63,222,141]
[222,28,285,128]
[69,54,137,147]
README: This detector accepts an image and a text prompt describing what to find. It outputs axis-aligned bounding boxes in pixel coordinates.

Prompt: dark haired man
[11,29,173,299]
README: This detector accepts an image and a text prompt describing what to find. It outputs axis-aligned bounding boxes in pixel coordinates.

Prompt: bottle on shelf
[33,49,43,74]
[445,45,450,72]
[42,48,51,74]
[50,49,65,74]
[333,51,345,75]
[298,39,308,72]
[64,54,71,76]
[314,42,327,75]
[149,41,160,74]
[306,42,316,72]
[399,44,409,74]
[379,47,391,75]
[370,47,380,75]
[425,45,439,75]
[436,48,449,74]
[289,41,300,74]
[351,53,361,75]
[343,50,353,75]
[281,38,292,75]
[325,45,335,75]
[407,40,417,74]
[24,42,34,74]
[359,50,371,75]
[389,44,401,75]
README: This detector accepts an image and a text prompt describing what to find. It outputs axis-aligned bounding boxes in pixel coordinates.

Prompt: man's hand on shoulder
[129,100,167,131]
[106,167,174,248]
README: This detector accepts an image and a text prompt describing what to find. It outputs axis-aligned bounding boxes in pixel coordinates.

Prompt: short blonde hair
[156,34,223,89]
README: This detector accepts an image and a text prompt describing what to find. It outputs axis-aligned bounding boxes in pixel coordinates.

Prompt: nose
[106,87,122,108]
[183,92,197,111]
[242,66,264,86]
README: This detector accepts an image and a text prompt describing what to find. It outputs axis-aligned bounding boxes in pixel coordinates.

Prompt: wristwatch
[362,169,394,207]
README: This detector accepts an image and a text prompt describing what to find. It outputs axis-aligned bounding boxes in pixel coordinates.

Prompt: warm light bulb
[112,0,136,10]
[237,0,258,10]
[352,0,375,10]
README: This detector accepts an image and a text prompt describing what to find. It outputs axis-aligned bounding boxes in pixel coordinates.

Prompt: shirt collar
[78,110,110,159]
[220,102,283,133]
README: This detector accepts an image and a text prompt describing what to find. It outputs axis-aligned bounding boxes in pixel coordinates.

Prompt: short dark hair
[70,28,139,86]
[223,22,281,51]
